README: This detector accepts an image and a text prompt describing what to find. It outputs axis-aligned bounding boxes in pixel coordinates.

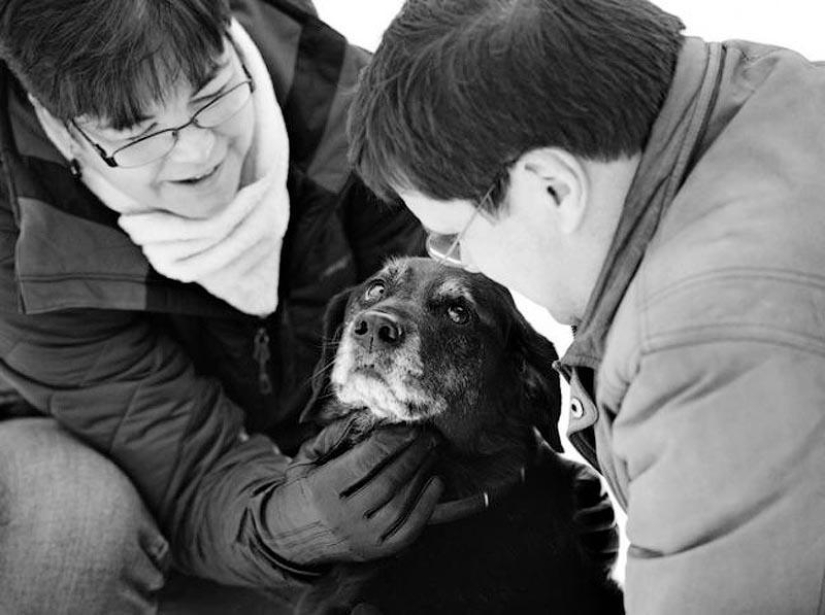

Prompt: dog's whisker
[316,357,339,376]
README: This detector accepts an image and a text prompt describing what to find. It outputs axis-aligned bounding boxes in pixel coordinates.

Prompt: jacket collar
[560,37,725,371]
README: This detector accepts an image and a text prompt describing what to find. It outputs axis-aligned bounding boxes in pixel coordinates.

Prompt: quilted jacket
[0,0,423,586]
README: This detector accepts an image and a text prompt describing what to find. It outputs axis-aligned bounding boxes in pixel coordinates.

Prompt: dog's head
[302,257,562,456]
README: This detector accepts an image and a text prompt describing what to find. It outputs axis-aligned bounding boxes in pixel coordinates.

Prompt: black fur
[298,258,623,614]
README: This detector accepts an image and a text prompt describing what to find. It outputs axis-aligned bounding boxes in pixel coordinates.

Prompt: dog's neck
[326,403,542,502]
[434,426,539,501]
[315,395,546,510]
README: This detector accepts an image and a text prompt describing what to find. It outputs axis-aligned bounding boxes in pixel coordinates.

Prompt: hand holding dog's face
[305,257,562,455]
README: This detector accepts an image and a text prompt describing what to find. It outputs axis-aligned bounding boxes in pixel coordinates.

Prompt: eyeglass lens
[426,233,464,267]
[426,206,481,268]
[113,80,253,168]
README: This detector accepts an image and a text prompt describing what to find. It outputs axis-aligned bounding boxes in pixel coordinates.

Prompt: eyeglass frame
[68,53,255,169]
[425,167,510,268]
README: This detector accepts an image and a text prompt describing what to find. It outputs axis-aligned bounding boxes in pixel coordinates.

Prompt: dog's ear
[507,305,563,453]
[299,286,354,425]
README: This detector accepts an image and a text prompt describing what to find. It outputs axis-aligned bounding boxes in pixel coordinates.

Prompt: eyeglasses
[425,172,505,268]
[425,206,481,268]
[70,61,255,169]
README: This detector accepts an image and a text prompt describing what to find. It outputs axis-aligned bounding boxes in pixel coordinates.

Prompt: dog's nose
[353,311,404,350]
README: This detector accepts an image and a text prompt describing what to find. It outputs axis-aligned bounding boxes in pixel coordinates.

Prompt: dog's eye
[446,304,470,324]
[364,280,386,301]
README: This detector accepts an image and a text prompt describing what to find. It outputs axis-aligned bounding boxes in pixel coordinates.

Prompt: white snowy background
[312,0,825,584]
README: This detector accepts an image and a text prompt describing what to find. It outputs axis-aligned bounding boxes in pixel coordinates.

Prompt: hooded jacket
[0,0,424,586]
[558,38,825,613]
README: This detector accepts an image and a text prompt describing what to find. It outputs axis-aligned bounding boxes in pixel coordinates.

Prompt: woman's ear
[27,92,82,167]
[514,148,589,235]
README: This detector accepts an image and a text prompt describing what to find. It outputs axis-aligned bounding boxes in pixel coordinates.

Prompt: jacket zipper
[252,323,273,395]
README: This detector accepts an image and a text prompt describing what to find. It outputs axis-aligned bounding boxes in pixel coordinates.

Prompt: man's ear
[513,148,589,235]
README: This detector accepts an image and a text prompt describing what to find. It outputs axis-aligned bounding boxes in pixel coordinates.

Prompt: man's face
[397,183,583,326]
[73,42,255,220]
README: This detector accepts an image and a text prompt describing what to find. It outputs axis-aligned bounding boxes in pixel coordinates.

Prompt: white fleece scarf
[34,19,289,317]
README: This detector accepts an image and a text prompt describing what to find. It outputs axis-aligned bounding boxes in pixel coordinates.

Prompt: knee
[0,418,169,613]
[0,418,165,559]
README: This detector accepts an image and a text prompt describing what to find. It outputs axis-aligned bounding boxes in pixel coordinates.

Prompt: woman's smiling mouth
[173,162,221,185]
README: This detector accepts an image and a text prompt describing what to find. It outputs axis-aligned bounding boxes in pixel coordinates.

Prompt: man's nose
[352,310,405,351]
[167,124,215,163]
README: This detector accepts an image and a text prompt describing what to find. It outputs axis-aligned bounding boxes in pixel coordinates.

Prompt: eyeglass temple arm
[67,120,118,167]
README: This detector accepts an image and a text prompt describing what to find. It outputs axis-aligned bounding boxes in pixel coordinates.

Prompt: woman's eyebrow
[92,115,154,138]
[98,57,233,133]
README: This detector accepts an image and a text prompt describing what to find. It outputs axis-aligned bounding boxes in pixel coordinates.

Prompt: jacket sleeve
[0,298,326,587]
[608,293,825,613]
[339,174,426,280]
[0,195,323,587]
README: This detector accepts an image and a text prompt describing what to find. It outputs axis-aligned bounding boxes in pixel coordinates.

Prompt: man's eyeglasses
[425,172,505,268]
[70,61,255,169]
[425,206,481,268]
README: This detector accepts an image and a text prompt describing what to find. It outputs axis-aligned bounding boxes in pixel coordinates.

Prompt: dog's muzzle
[331,306,441,422]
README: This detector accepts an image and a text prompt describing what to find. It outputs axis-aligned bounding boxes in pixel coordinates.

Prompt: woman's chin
[162,158,242,219]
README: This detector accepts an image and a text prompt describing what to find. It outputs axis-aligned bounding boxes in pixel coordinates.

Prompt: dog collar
[428,465,527,525]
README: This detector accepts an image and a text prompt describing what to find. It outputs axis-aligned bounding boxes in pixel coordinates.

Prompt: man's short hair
[348,0,685,206]
[0,0,231,130]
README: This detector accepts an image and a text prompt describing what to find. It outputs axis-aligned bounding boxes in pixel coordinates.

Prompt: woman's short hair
[348,0,685,206]
[0,0,231,129]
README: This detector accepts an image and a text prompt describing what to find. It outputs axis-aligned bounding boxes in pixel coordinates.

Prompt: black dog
[297,257,623,614]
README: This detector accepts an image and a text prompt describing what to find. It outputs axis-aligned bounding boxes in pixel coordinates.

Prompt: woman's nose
[167,124,216,163]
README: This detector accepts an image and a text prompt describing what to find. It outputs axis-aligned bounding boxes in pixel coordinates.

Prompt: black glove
[266,416,444,566]
[572,462,620,572]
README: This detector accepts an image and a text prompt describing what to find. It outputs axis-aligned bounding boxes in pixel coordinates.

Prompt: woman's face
[72,43,255,219]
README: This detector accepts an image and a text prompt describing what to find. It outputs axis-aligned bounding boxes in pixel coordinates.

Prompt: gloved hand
[571,462,620,572]
[266,416,444,566]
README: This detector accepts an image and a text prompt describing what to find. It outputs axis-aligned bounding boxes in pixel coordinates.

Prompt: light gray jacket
[559,37,825,614]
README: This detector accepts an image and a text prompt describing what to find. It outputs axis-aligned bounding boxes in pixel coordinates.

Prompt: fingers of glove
[338,428,439,501]
[573,465,605,502]
[580,528,621,570]
[362,444,440,519]
[338,445,441,554]
[575,497,620,566]
[574,499,617,533]
[376,474,443,549]
[580,525,621,558]
[291,415,362,468]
